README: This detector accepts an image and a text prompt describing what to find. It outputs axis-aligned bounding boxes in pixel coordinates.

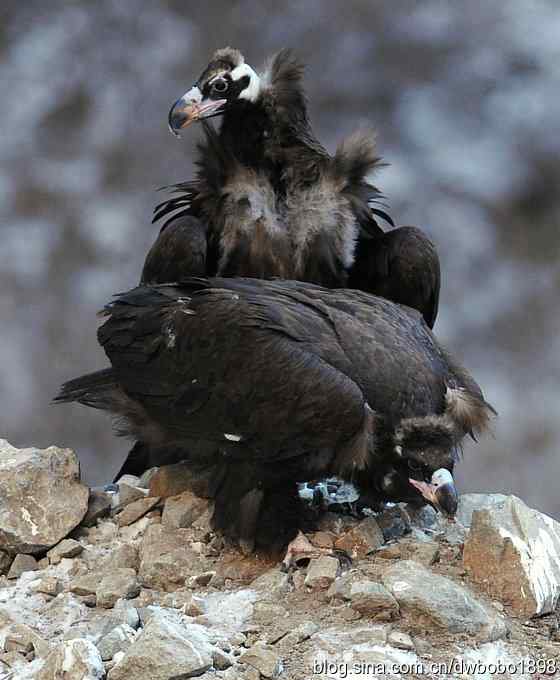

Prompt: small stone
[388,630,415,650]
[240,643,282,678]
[349,581,399,621]
[279,621,319,647]
[97,568,140,608]
[162,490,210,528]
[189,571,215,587]
[310,531,335,549]
[334,516,384,558]
[4,623,50,658]
[304,556,339,589]
[70,573,99,597]
[47,538,83,564]
[116,483,147,508]
[116,497,161,527]
[36,639,104,679]
[213,647,233,670]
[116,474,141,487]
[82,490,112,527]
[31,576,60,596]
[97,623,136,661]
[7,553,38,579]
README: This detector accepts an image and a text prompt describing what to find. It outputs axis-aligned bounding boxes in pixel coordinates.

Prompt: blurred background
[2,1,559,515]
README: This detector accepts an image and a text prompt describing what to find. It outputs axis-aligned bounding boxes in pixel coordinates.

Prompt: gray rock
[326,571,357,601]
[139,524,203,591]
[278,621,319,648]
[376,505,411,540]
[97,568,140,608]
[70,573,99,597]
[304,556,339,589]
[383,560,506,638]
[250,568,290,598]
[240,643,283,678]
[47,538,83,564]
[213,647,233,670]
[441,520,468,545]
[333,516,385,558]
[116,482,147,508]
[387,630,415,650]
[107,611,213,680]
[457,493,509,528]
[463,494,560,617]
[116,496,160,527]
[0,440,89,554]
[162,490,210,529]
[36,639,104,679]
[7,553,39,578]
[4,623,50,658]
[112,599,141,629]
[116,474,142,487]
[349,580,399,620]
[31,575,61,596]
[97,623,137,660]
[82,490,112,527]
[104,543,140,572]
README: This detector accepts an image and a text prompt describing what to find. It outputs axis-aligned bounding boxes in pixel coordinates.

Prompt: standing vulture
[147,47,440,327]
[56,278,493,553]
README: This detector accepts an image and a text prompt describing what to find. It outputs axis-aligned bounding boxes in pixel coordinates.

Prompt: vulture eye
[212,78,228,94]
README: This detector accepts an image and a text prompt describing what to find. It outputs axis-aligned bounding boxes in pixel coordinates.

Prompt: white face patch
[432,467,454,487]
[231,63,261,102]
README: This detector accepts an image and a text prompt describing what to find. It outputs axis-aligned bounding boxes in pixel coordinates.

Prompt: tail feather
[54,368,117,409]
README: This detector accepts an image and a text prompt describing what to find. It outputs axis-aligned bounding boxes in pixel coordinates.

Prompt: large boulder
[0,440,89,554]
[382,560,506,639]
[35,639,104,680]
[107,610,213,680]
[463,495,560,617]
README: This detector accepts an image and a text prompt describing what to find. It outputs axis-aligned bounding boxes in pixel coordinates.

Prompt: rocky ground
[1,439,560,680]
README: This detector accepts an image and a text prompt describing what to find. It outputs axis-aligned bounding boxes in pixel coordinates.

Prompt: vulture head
[169,47,263,134]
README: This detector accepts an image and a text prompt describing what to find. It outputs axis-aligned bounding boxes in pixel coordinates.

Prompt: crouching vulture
[148,47,440,327]
[56,278,493,553]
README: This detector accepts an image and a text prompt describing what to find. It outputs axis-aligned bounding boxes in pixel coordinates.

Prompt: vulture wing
[348,226,441,329]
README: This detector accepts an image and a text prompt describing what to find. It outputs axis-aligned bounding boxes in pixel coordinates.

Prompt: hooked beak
[168,86,227,137]
[409,468,458,516]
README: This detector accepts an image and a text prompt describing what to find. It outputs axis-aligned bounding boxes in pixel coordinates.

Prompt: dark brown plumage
[148,48,440,327]
[55,278,493,552]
